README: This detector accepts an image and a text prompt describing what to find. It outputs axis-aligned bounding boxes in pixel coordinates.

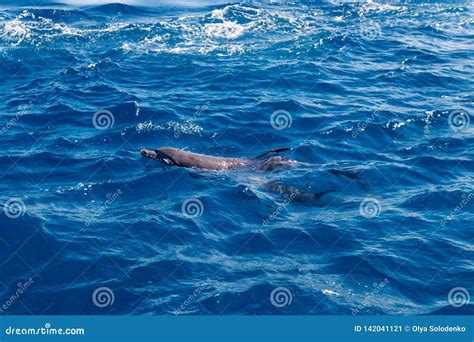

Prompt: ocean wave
[0,0,473,316]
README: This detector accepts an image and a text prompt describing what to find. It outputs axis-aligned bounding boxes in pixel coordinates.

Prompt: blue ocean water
[0,0,473,316]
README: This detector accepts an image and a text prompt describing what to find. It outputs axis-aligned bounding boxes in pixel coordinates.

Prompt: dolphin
[140,147,293,171]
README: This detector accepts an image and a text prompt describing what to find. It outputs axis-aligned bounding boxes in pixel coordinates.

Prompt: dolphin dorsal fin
[254,147,291,159]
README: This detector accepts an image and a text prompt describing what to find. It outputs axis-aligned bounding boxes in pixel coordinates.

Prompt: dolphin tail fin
[254,147,291,159]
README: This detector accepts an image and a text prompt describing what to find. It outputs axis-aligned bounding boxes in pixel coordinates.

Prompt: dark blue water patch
[267,225,361,254]
[0,0,473,316]
[400,189,474,211]
[23,8,94,23]
[86,3,155,16]
[430,304,474,315]
[0,0,66,7]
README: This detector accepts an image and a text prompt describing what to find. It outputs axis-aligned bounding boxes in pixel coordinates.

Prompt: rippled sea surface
[0,0,473,315]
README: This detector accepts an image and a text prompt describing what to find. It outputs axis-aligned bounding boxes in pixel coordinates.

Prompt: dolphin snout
[140,148,157,159]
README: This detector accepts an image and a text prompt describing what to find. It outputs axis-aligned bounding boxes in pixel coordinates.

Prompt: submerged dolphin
[140,147,292,171]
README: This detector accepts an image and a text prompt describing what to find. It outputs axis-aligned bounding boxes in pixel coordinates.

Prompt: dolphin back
[254,147,291,160]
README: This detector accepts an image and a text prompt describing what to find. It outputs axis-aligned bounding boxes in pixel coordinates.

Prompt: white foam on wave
[1,20,31,45]
[135,120,204,136]
[358,0,405,16]
[0,3,320,55]
[0,9,142,47]
[125,4,311,55]
[61,0,232,7]
[204,21,245,39]
[210,7,228,20]
[136,120,165,133]
[167,120,204,135]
